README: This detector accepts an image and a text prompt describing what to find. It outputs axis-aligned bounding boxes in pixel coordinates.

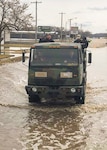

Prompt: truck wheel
[75,96,85,104]
[29,95,41,103]
[80,96,85,104]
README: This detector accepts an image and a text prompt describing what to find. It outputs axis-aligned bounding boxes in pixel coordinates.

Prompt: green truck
[22,42,92,104]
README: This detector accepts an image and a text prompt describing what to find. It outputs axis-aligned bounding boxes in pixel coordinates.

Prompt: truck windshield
[30,48,79,66]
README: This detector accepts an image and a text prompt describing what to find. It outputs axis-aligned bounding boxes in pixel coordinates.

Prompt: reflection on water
[20,103,107,150]
[1,102,107,150]
[20,105,87,150]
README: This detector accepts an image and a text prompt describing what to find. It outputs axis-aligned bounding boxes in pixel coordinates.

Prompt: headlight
[32,87,37,92]
[70,88,76,93]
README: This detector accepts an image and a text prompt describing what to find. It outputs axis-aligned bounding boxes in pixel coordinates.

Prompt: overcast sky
[24,0,107,33]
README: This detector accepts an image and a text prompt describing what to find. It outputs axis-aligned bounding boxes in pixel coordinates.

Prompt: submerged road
[0,47,107,150]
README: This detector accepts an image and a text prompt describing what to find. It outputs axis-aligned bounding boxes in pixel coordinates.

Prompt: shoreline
[0,38,107,65]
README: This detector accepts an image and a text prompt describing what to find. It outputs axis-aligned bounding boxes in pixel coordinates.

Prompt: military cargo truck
[22,42,92,104]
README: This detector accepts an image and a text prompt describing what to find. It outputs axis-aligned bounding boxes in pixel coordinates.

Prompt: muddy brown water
[0,47,107,150]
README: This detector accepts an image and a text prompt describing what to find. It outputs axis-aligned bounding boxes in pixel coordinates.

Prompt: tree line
[0,0,33,53]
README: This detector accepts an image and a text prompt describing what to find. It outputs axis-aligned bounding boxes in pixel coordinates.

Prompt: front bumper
[25,85,85,100]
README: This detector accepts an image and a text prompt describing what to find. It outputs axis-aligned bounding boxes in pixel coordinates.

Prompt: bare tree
[0,0,33,53]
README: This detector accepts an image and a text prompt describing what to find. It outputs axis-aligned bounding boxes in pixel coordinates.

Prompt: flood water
[0,47,107,150]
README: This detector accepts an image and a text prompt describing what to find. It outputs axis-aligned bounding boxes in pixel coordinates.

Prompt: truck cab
[24,42,92,104]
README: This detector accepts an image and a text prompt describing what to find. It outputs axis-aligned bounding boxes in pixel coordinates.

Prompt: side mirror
[88,52,92,63]
[22,50,25,62]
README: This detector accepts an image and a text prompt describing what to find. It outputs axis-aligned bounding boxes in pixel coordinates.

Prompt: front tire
[29,95,41,103]
[75,96,85,104]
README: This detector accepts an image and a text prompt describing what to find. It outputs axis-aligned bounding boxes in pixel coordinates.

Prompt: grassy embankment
[0,43,30,65]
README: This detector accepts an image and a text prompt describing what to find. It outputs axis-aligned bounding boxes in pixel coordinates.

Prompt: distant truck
[22,42,92,104]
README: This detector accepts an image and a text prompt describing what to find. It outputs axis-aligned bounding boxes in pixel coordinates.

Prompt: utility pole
[31,1,42,42]
[80,24,83,32]
[59,12,65,41]
[69,17,77,39]
[69,19,72,39]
